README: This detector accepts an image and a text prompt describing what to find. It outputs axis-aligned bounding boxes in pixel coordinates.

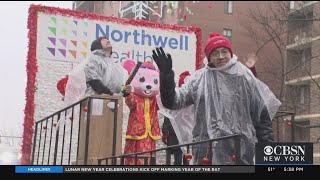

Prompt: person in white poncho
[64,37,128,107]
[152,32,281,165]
[84,37,127,97]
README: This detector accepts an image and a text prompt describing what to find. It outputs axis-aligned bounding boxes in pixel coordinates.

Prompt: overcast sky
[0,1,72,144]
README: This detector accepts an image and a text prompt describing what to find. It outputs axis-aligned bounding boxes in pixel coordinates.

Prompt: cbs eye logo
[264,146,273,155]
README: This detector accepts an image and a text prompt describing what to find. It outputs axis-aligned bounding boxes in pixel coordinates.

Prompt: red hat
[204,32,233,59]
[57,75,69,96]
[179,71,191,87]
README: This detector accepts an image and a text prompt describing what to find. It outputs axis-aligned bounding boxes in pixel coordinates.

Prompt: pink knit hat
[204,32,233,59]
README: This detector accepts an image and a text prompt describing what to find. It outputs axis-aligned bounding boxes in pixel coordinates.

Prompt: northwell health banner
[22,5,201,164]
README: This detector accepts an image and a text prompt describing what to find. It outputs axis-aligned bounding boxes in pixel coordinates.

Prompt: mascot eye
[154,78,158,84]
[139,76,145,82]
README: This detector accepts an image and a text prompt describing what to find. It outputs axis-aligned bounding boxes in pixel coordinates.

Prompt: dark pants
[172,148,183,165]
[163,117,183,165]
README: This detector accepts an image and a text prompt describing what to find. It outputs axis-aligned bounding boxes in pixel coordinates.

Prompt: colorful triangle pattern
[48,27,56,36]
[47,47,55,56]
[72,30,77,37]
[69,50,77,58]
[48,37,56,46]
[58,49,66,57]
[81,52,87,58]
[62,28,67,35]
[59,39,66,47]
[62,18,68,24]
[71,40,77,47]
[82,41,87,48]
[50,17,57,24]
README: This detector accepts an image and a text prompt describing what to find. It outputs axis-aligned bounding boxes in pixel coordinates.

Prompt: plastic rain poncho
[157,81,195,155]
[158,55,281,165]
[64,49,127,107]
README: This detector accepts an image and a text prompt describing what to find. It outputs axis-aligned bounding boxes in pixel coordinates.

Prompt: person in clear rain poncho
[153,32,281,165]
[64,37,128,107]
[84,36,127,97]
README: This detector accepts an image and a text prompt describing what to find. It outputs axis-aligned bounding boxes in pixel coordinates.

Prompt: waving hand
[152,47,172,73]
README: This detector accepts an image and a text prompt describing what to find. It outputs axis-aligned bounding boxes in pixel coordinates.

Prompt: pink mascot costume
[122,59,161,165]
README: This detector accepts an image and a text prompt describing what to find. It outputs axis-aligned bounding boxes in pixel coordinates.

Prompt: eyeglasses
[211,49,230,58]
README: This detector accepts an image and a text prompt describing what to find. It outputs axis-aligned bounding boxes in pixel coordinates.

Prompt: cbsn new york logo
[263,145,305,161]
[255,143,313,164]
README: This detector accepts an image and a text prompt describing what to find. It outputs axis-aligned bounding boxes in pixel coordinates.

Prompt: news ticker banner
[15,166,254,173]
[13,165,320,174]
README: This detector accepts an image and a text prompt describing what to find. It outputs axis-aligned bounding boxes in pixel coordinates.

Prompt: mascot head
[122,59,159,98]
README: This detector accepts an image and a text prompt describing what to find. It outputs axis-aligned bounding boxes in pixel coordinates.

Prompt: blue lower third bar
[15,166,63,173]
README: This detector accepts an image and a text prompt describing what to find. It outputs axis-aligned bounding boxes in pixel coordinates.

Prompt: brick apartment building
[72,1,320,163]
[285,1,320,163]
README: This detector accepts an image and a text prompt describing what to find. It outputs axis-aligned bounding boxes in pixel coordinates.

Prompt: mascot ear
[122,58,136,75]
[152,60,160,73]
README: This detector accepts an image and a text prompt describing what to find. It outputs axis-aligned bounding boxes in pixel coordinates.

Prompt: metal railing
[97,134,242,165]
[31,96,120,165]
[33,101,305,165]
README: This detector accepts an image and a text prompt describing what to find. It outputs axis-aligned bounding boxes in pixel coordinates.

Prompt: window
[299,48,311,69]
[75,1,94,13]
[223,29,232,42]
[120,2,149,20]
[300,49,306,69]
[224,1,233,14]
[288,85,309,106]
[300,86,305,104]
[289,1,295,10]
[294,120,310,142]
